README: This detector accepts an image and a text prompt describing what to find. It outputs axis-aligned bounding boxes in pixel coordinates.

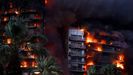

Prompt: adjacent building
[67,26,127,75]
[67,28,86,75]
[0,0,45,75]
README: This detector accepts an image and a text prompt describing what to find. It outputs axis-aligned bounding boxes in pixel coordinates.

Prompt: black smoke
[44,0,133,75]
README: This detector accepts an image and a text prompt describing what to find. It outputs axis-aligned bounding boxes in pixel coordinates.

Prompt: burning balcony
[2,36,12,45]
[20,60,38,69]
[19,51,37,59]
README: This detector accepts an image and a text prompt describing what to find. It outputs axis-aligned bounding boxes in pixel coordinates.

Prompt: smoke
[45,0,133,25]
[44,0,133,75]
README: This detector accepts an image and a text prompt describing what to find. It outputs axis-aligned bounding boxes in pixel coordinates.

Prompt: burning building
[0,0,45,75]
[67,25,127,75]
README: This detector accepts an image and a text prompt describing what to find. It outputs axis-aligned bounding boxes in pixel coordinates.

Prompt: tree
[0,17,28,75]
[36,56,63,75]
[0,45,14,75]
[100,64,122,75]
[87,65,97,75]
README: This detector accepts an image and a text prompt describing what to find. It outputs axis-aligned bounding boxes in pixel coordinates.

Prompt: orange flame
[20,61,28,68]
[119,54,124,62]
[113,60,124,70]
[83,65,87,71]
[86,32,98,43]
[116,62,124,69]
[87,61,94,66]
[96,46,103,52]
[100,40,106,44]
[7,38,12,44]
[32,61,38,68]
[3,17,8,21]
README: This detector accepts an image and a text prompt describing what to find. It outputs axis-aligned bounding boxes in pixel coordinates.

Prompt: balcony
[69,58,85,64]
[69,35,85,42]
[20,60,38,69]
[70,67,85,72]
[69,42,86,49]
[68,51,85,57]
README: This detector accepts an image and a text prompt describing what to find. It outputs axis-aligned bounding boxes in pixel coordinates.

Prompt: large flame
[86,32,98,43]
[96,45,103,52]
[113,60,124,70]
[87,61,94,66]
[116,62,124,69]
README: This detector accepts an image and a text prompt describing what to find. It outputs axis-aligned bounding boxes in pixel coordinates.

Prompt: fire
[15,10,20,15]
[30,54,36,59]
[100,40,106,44]
[3,17,8,22]
[113,60,124,70]
[119,54,124,62]
[45,0,48,4]
[80,29,85,32]
[83,65,87,71]
[116,62,124,69]
[86,55,92,58]
[20,61,28,68]
[32,61,38,68]
[86,32,98,43]
[96,46,103,52]
[87,61,94,66]
[34,71,40,75]
[6,38,12,44]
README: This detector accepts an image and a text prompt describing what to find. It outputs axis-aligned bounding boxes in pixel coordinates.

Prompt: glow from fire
[20,61,28,68]
[34,71,40,75]
[86,32,98,43]
[7,38,12,44]
[3,17,8,22]
[83,65,87,71]
[87,61,94,66]
[45,0,48,4]
[96,46,103,52]
[32,61,38,68]
[116,62,124,69]
[80,29,85,32]
[30,54,36,59]
[119,54,124,62]
[15,11,20,15]
[113,60,124,70]
[100,40,106,44]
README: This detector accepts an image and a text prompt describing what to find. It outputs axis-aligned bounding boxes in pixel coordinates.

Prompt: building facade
[67,28,86,75]
[0,0,45,75]
[67,26,127,75]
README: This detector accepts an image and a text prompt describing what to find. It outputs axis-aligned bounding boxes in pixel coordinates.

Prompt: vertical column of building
[67,28,86,75]
[0,1,18,45]
[19,9,44,75]
[85,30,126,75]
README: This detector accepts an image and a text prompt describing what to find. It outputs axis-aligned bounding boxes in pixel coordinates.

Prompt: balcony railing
[69,36,85,41]
[69,43,86,49]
